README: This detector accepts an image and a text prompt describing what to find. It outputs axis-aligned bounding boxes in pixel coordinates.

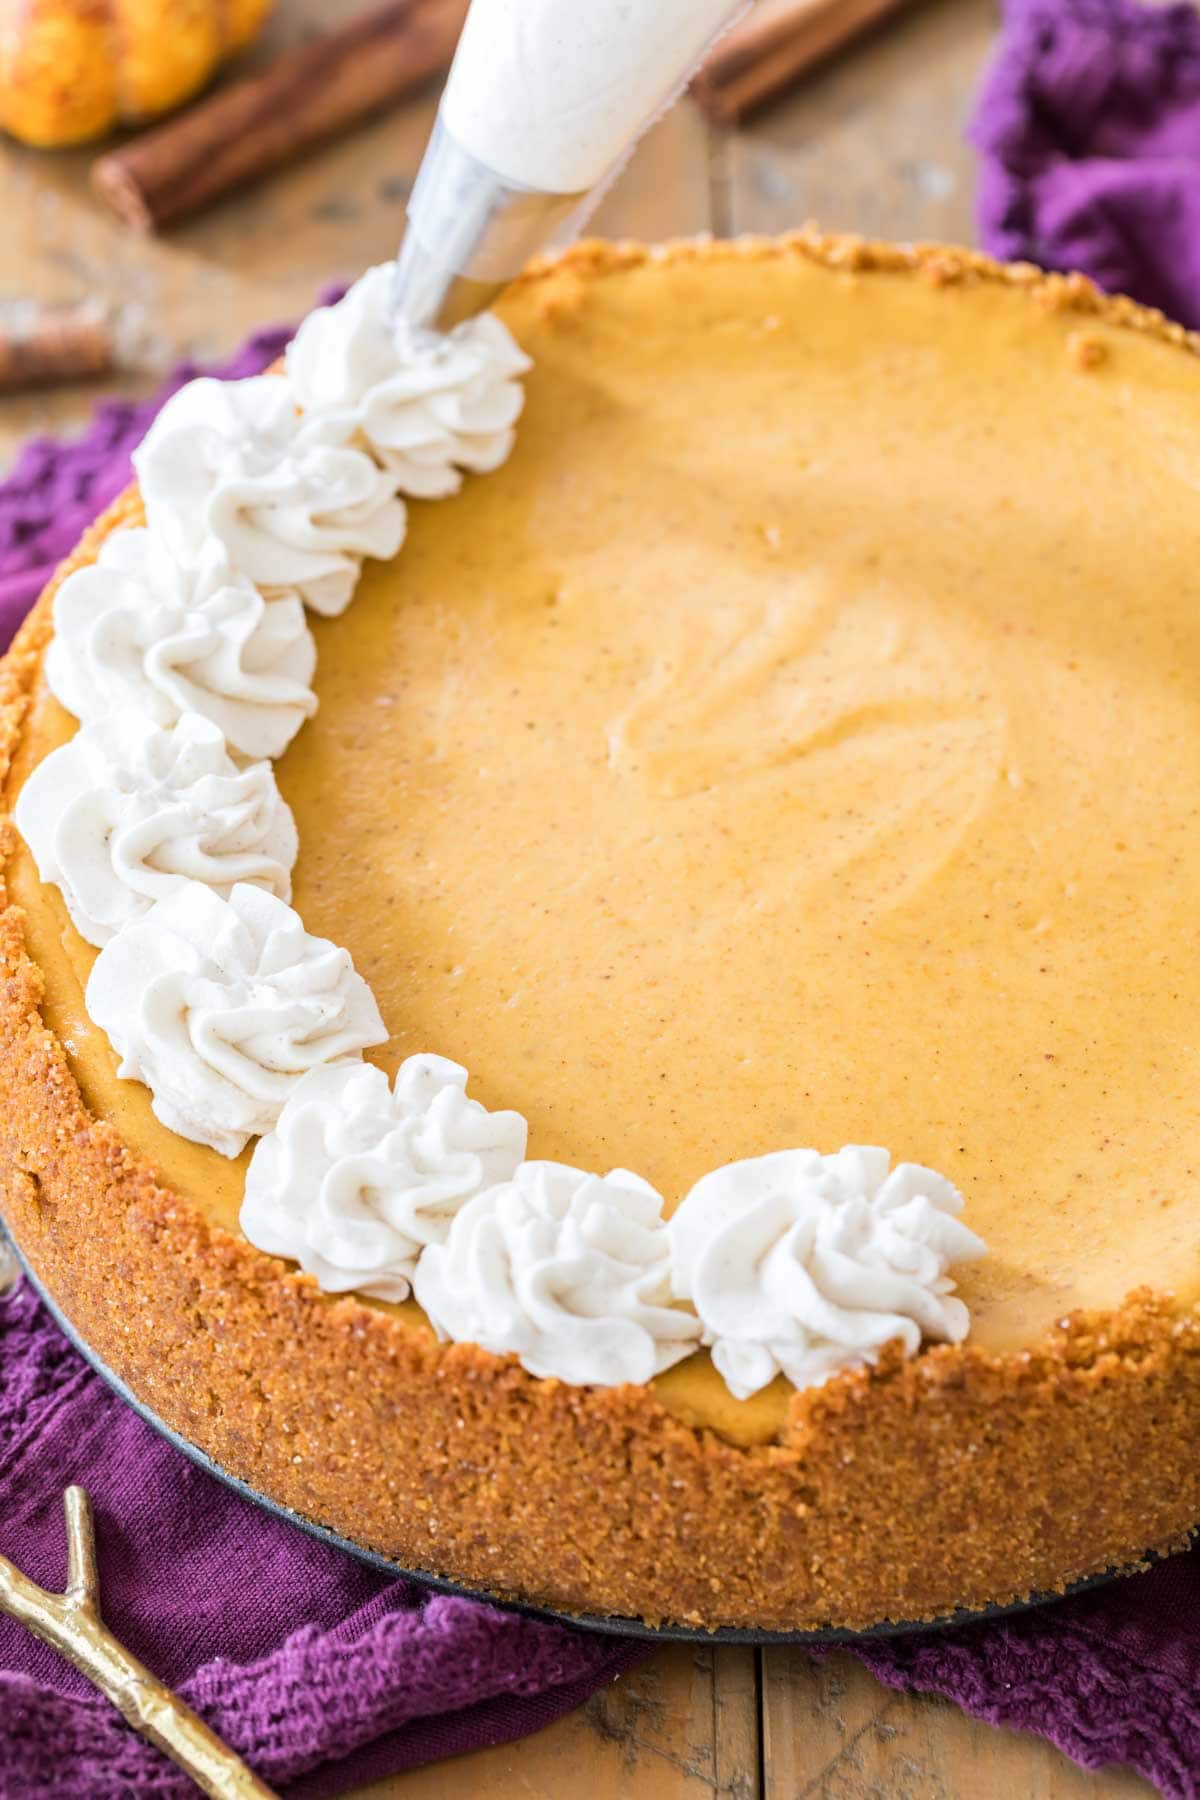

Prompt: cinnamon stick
[0,300,114,391]
[92,0,470,233]
[693,0,913,123]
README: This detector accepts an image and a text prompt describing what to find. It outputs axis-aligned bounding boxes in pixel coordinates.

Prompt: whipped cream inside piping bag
[441,0,745,194]
[22,256,989,1395]
[15,711,296,949]
[394,0,746,328]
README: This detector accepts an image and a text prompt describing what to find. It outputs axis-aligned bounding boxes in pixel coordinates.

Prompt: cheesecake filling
[39,250,1165,1404]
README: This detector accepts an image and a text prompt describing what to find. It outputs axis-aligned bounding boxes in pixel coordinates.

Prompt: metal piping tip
[392,114,587,333]
[391,232,504,334]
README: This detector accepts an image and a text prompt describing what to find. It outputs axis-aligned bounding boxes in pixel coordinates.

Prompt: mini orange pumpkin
[0,0,275,147]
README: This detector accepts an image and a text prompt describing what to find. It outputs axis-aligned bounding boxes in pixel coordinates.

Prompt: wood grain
[760,1651,1157,1797]
[348,1645,759,1798]
[346,1639,1156,1800]
[0,2,1164,1795]
[721,0,999,244]
[693,0,915,123]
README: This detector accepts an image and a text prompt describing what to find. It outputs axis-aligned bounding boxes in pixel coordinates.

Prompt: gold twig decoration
[0,1485,278,1799]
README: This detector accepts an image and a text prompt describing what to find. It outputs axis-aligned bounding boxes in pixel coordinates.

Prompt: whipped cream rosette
[134,373,407,617]
[87,882,387,1157]
[15,711,297,949]
[46,526,317,760]
[287,265,531,500]
[414,1161,701,1386]
[669,1146,986,1398]
[241,1055,528,1301]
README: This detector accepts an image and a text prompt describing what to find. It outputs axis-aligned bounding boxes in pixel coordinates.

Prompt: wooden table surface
[0,2,1159,1795]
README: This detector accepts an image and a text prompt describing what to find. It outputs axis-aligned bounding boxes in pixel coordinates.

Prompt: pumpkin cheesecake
[2,235,1199,1631]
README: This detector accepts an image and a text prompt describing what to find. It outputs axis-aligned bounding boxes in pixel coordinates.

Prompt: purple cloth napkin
[973,0,1200,327]
[1,306,1198,1800]
[0,1279,644,1798]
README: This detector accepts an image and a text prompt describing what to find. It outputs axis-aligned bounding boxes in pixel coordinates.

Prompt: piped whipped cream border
[19,261,986,1395]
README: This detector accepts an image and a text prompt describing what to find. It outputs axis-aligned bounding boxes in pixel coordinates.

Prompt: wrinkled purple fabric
[972,0,1200,327]
[0,1280,644,1798]
[1,305,1199,1800]
[857,1562,1200,1800]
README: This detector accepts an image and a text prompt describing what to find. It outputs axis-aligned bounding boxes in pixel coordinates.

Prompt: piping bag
[392,0,747,330]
